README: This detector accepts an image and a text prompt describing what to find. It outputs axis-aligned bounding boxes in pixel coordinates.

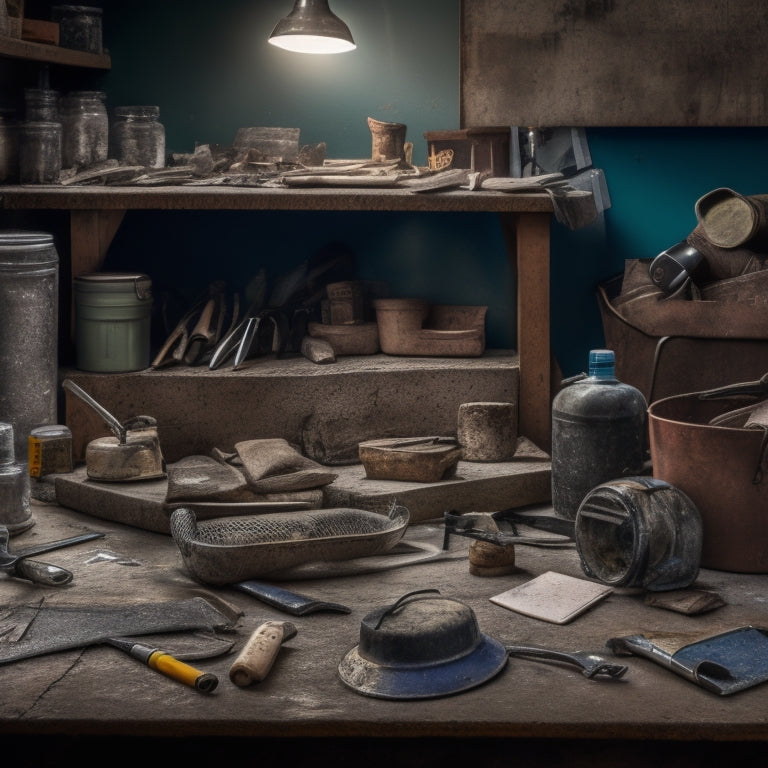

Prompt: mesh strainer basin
[170,502,410,585]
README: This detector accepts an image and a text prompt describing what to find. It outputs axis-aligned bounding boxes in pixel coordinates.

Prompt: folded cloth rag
[230,438,338,493]
[165,454,253,503]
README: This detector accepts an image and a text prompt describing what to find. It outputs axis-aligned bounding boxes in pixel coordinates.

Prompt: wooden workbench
[2,496,768,764]
[0,185,554,451]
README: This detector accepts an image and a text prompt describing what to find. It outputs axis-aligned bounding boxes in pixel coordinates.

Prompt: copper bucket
[648,390,768,573]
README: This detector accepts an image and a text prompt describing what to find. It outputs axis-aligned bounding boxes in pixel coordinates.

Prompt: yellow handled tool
[107,637,219,693]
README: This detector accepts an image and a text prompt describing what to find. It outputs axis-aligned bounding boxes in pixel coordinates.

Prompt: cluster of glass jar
[8,89,166,184]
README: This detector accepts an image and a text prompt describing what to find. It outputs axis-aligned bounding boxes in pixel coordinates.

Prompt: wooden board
[461,0,768,127]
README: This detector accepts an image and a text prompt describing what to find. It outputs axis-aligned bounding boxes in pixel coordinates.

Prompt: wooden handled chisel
[229,620,297,687]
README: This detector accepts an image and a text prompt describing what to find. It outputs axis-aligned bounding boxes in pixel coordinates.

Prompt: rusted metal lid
[695,187,763,248]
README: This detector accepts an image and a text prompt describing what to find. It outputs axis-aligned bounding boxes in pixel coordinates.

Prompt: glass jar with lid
[24,88,59,122]
[19,122,62,184]
[110,105,166,168]
[52,5,103,54]
[59,90,108,170]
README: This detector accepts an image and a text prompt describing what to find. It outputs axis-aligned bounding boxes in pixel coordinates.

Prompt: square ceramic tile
[490,571,612,624]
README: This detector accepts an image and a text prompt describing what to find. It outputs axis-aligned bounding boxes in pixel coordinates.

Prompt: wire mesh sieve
[170,502,410,585]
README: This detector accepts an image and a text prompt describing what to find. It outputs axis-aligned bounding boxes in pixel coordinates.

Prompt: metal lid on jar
[113,106,160,119]
[0,230,54,245]
[74,272,152,300]
[52,5,103,15]
[0,231,58,265]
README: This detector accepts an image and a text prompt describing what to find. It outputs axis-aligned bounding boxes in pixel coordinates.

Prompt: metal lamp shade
[268,0,355,54]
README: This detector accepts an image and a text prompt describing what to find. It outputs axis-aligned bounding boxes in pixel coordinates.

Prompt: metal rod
[62,379,126,443]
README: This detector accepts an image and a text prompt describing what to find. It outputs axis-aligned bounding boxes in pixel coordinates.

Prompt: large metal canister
[551,349,647,520]
[0,231,59,462]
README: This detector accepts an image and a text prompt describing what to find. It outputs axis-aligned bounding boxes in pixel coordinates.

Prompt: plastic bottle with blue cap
[550,349,648,520]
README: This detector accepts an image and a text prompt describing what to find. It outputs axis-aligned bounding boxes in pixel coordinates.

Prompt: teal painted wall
[93,0,517,364]
[553,126,768,373]
[16,2,768,376]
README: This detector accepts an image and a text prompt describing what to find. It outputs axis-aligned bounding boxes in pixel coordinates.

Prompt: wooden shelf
[0,184,553,213]
[0,33,111,69]
[0,184,554,451]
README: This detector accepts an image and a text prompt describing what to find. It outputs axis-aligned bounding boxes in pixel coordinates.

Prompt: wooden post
[499,211,552,452]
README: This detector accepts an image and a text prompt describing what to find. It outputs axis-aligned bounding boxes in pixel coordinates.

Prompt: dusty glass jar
[59,90,108,169]
[110,105,165,168]
[24,88,59,121]
[52,5,103,54]
[19,122,62,183]
[0,422,33,535]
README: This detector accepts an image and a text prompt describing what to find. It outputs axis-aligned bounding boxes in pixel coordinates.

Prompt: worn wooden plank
[461,0,768,127]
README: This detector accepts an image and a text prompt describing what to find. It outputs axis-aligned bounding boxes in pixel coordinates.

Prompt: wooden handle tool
[229,620,297,687]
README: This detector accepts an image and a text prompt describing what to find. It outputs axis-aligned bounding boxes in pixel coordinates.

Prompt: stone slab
[54,467,173,534]
[325,437,551,523]
[62,351,521,465]
[53,437,550,532]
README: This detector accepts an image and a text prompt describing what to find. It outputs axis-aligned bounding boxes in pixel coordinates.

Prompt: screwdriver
[106,637,219,693]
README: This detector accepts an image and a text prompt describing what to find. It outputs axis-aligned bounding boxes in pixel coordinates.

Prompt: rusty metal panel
[461,0,768,127]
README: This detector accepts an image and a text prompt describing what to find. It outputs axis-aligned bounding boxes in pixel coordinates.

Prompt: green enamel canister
[74,272,152,372]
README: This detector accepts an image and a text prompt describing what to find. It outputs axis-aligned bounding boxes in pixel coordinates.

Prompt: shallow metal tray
[170,502,410,585]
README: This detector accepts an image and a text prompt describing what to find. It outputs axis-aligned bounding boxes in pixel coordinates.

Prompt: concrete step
[326,437,551,523]
[52,438,550,531]
[63,350,525,465]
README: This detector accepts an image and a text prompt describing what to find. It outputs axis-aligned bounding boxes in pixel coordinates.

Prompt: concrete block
[63,351,521,465]
[325,437,551,524]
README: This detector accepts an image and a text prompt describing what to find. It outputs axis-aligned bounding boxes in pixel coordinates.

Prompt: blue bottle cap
[588,349,615,378]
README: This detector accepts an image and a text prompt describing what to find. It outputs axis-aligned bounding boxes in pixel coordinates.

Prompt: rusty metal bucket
[648,391,768,573]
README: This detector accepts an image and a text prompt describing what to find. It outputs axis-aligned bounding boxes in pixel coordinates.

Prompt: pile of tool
[151,250,355,370]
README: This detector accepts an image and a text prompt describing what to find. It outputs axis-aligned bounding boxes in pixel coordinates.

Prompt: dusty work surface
[3,498,768,763]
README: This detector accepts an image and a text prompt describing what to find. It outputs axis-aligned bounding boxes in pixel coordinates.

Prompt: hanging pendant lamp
[268,0,356,54]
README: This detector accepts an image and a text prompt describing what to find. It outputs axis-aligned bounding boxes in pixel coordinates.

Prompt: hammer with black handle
[229,620,297,687]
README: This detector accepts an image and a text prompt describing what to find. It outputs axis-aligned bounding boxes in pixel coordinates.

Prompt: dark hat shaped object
[338,589,508,700]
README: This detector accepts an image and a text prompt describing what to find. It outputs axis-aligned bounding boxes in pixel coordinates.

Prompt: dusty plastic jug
[551,349,647,520]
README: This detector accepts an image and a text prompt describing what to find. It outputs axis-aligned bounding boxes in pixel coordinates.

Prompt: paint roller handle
[107,638,218,693]
[147,649,219,693]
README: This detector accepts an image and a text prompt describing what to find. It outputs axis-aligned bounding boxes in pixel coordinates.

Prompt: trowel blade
[0,596,238,666]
